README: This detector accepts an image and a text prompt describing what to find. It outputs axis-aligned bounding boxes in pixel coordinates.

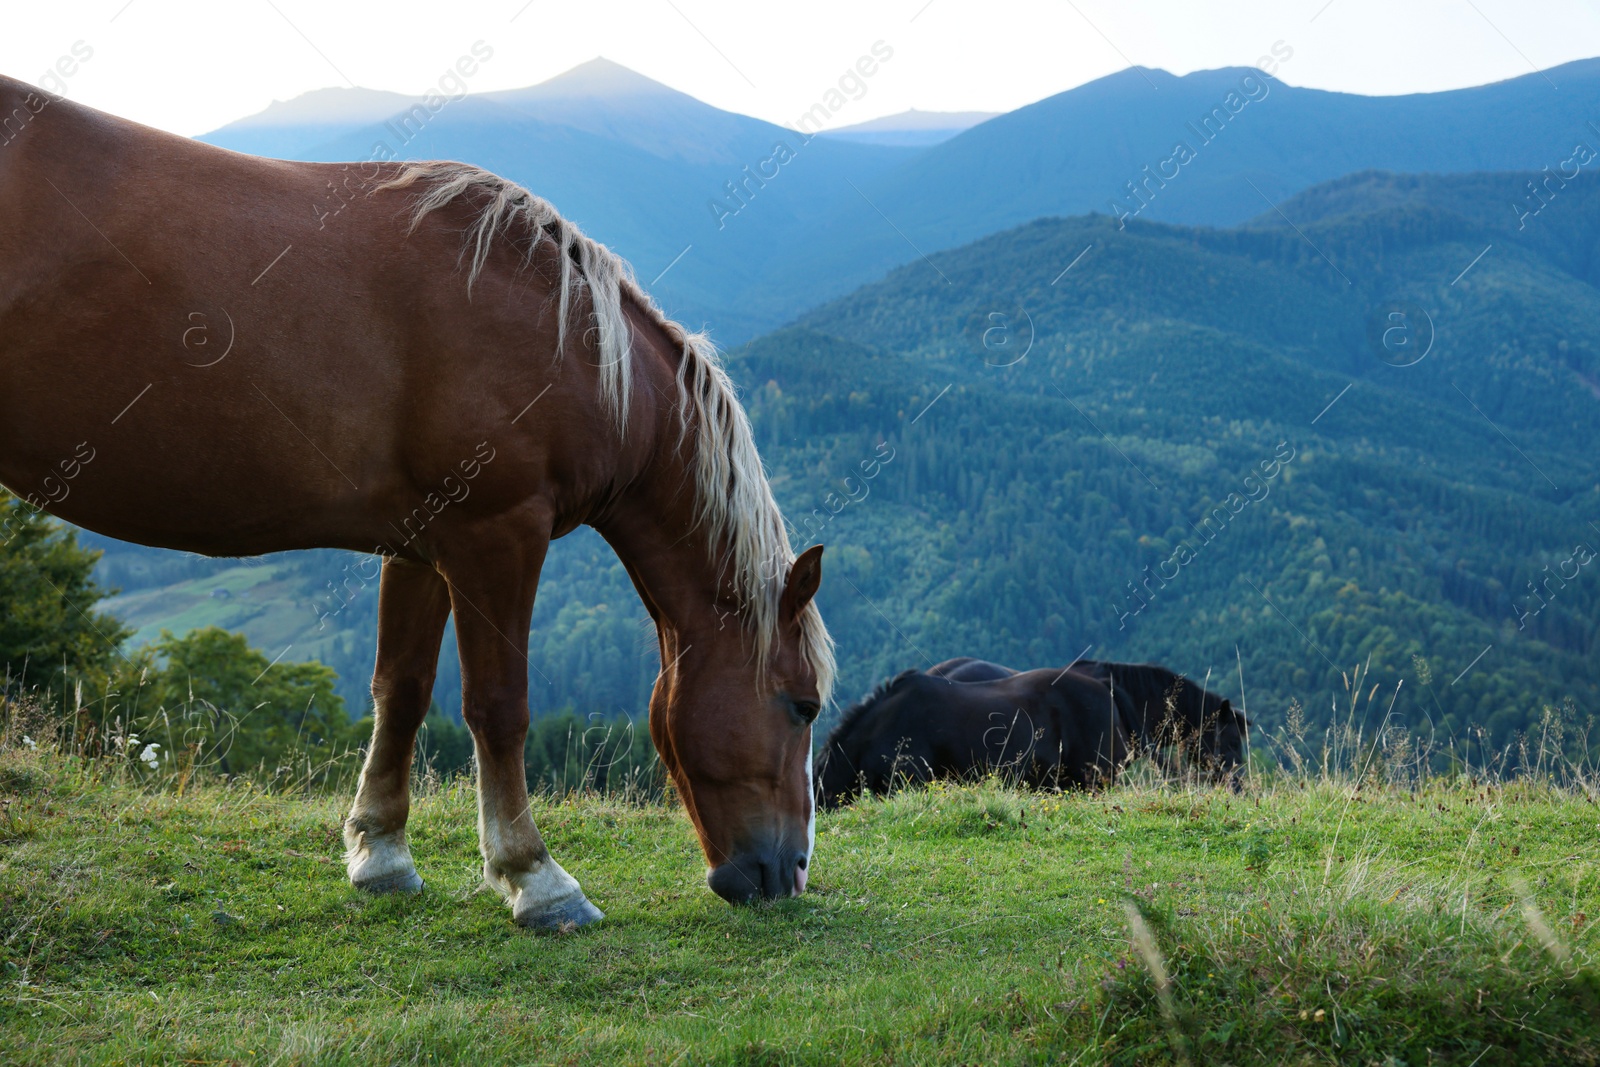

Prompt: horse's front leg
[344,557,453,893]
[438,517,604,930]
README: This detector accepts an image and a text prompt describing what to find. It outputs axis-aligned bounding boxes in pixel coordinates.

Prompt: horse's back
[926,657,1018,683]
[829,669,1126,795]
[0,82,617,559]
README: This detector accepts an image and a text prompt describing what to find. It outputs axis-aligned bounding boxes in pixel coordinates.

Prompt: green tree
[106,627,357,781]
[0,489,130,703]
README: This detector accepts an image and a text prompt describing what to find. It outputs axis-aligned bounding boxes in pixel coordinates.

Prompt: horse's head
[811,669,920,811]
[1205,697,1250,787]
[650,544,829,904]
[1160,674,1249,785]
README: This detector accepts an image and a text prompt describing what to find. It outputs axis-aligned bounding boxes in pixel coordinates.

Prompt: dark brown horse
[926,657,1246,782]
[0,75,835,922]
[815,668,1128,808]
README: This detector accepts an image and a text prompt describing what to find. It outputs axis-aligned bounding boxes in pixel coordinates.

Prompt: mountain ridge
[197,55,1600,343]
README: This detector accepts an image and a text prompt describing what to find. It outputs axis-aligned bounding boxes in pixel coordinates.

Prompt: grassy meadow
[1,732,1597,1066]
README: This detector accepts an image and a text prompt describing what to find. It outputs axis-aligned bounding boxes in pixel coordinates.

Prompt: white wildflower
[139,743,161,767]
[20,735,36,750]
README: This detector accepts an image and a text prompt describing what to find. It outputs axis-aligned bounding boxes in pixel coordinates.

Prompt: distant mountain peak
[473,57,782,165]
[203,58,680,143]
[529,57,677,98]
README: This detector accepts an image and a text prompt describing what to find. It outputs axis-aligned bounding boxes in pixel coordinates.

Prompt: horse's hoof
[352,868,424,895]
[516,894,605,932]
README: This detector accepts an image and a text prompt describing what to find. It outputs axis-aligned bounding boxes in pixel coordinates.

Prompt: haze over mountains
[74,56,1600,751]
[818,109,1000,146]
[200,54,1600,343]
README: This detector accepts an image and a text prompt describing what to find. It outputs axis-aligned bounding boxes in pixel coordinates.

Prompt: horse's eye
[792,699,821,725]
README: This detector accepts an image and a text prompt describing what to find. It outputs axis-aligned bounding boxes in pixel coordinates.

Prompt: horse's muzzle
[707,848,809,903]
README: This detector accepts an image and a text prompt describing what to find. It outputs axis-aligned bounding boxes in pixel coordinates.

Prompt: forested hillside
[87,169,1600,761]
[754,172,1600,755]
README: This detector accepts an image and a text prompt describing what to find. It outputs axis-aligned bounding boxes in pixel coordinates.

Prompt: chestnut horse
[0,75,835,924]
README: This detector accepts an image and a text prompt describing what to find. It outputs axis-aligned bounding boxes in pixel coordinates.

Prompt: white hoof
[345,827,423,894]
[496,858,603,929]
[518,894,605,931]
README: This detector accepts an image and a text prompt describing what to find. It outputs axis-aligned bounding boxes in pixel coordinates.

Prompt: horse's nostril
[796,855,807,870]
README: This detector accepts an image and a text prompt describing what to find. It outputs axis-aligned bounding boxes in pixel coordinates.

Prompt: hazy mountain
[475,57,785,165]
[200,57,917,341]
[818,109,1000,147]
[791,58,1600,313]
[203,86,421,161]
[197,56,1600,345]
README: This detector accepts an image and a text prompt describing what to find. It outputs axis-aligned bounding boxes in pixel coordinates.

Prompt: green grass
[1,742,1597,1065]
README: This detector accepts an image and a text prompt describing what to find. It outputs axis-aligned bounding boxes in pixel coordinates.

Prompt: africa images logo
[1366,300,1434,368]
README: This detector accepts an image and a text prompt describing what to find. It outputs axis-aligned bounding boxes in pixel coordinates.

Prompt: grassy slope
[1,747,1597,1066]
[101,563,301,649]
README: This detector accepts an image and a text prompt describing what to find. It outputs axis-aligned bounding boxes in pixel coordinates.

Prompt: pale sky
[3,0,1599,137]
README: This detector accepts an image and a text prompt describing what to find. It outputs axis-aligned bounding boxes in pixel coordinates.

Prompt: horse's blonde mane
[377,161,834,703]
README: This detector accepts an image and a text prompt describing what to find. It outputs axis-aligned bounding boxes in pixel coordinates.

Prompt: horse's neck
[1118,671,1165,728]
[592,410,735,674]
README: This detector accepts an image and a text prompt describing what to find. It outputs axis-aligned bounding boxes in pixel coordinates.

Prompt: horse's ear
[782,545,825,619]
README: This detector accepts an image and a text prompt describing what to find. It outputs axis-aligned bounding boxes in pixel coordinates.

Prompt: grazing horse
[930,657,1246,782]
[815,669,1128,808]
[0,76,835,922]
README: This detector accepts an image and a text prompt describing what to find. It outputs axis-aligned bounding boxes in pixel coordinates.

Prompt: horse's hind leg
[439,518,603,930]
[344,557,452,893]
